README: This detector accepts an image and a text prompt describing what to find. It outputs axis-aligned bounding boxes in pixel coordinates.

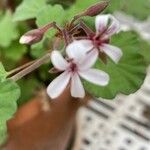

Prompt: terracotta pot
[2,88,91,150]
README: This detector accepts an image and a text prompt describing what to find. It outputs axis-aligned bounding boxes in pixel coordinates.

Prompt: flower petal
[79,69,109,86]
[76,40,94,50]
[47,71,71,99]
[66,40,93,62]
[101,44,123,63]
[51,50,69,70]
[95,14,110,33]
[79,49,99,70]
[71,73,85,98]
[106,15,120,36]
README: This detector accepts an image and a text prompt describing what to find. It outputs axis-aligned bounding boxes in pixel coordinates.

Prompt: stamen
[91,34,110,48]
[69,62,78,73]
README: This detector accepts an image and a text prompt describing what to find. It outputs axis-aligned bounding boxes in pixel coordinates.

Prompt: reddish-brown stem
[39,22,56,33]
[6,0,15,11]
[70,1,109,27]
[53,37,62,50]
[39,22,62,34]
[9,53,51,81]
[7,60,36,77]
[62,29,72,47]
[79,20,95,36]
[70,16,80,28]
[69,20,95,37]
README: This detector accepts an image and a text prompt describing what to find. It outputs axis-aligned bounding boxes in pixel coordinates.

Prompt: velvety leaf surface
[0,63,7,82]
[139,40,150,64]
[84,32,147,99]
[3,43,27,61]
[0,11,19,47]
[75,0,100,10]
[0,80,20,144]
[13,0,47,21]
[36,4,65,38]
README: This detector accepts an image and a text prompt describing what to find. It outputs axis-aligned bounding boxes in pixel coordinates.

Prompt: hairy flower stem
[7,60,36,77]
[9,53,51,82]
[40,22,70,47]
[9,24,67,82]
[62,29,72,46]
[39,22,56,33]
[79,20,95,36]
[70,1,109,27]
[39,22,62,34]
[69,20,94,37]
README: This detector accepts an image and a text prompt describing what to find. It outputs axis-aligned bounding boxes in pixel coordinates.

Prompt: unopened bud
[83,1,109,17]
[19,29,44,45]
[73,1,109,22]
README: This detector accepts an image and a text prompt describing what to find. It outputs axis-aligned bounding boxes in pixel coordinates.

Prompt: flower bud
[19,29,44,45]
[83,1,109,17]
[73,1,109,22]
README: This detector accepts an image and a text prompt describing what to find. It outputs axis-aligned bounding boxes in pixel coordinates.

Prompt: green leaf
[67,0,150,21]
[0,63,7,82]
[13,0,47,21]
[75,0,100,10]
[84,32,147,99]
[0,123,7,145]
[48,0,74,8]
[3,42,27,61]
[139,41,150,64]
[30,39,46,58]
[18,78,39,105]
[108,0,150,20]
[106,0,122,13]
[36,4,65,38]
[0,80,21,144]
[0,11,19,47]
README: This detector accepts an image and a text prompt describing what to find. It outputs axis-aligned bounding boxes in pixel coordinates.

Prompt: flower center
[90,35,110,48]
[69,62,78,73]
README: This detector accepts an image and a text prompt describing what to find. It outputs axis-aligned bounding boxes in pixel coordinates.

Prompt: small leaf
[13,0,47,21]
[0,80,21,144]
[0,63,7,82]
[36,4,65,38]
[0,11,19,47]
[84,32,147,99]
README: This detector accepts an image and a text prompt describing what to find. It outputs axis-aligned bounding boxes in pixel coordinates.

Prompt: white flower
[76,14,123,64]
[47,42,109,99]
